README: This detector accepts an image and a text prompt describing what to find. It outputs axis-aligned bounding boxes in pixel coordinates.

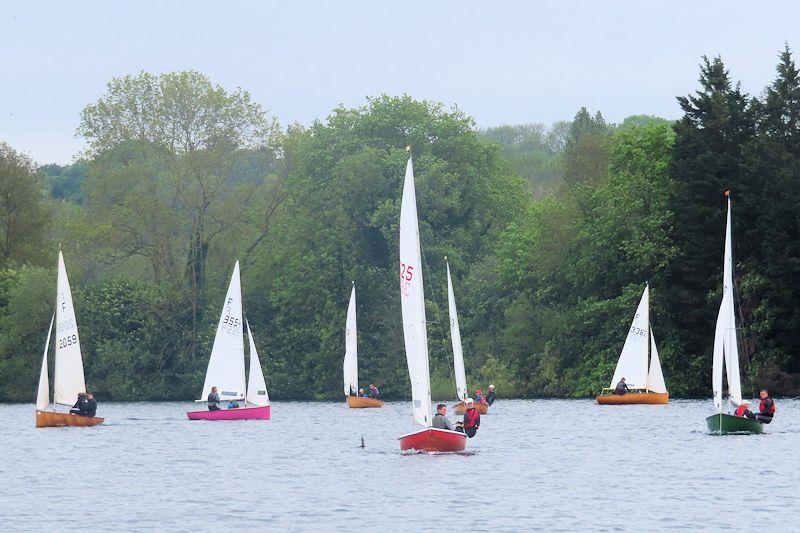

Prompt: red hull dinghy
[398,427,466,453]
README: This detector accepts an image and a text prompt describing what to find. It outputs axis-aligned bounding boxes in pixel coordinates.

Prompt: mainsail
[712,195,742,410]
[610,285,650,389]
[54,251,87,406]
[343,284,358,396]
[399,157,432,427]
[245,321,270,406]
[200,261,246,401]
[446,261,468,401]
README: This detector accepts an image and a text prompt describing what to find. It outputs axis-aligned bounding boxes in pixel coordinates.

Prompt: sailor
[227,400,240,409]
[457,398,481,438]
[432,404,455,431]
[474,389,486,404]
[756,389,776,424]
[733,400,753,418]
[207,386,221,411]
[70,392,89,415]
[485,384,496,406]
[359,388,369,398]
[369,384,380,398]
[614,378,630,395]
[84,393,98,417]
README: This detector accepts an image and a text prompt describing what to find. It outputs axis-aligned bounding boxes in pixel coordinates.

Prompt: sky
[2,0,799,164]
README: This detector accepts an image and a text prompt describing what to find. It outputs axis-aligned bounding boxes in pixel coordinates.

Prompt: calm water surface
[3,398,798,531]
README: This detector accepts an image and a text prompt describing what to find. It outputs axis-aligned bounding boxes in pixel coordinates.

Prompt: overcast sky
[2,0,798,164]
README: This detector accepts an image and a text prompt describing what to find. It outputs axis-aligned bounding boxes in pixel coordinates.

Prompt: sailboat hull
[346,396,384,408]
[187,405,270,421]
[397,427,467,453]
[706,413,763,435]
[596,392,669,405]
[453,402,489,414]
[36,410,104,428]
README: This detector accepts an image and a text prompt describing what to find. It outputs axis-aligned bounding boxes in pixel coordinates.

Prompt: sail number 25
[400,262,415,296]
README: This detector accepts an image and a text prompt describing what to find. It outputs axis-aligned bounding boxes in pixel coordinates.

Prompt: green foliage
[3,51,800,403]
[0,143,52,267]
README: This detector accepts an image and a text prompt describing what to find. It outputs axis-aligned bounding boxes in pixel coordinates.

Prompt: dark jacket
[207,391,220,409]
[85,398,97,417]
[486,390,496,405]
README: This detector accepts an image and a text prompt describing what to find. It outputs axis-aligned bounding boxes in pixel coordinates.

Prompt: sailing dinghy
[596,284,669,404]
[187,261,270,421]
[343,284,384,408]
[36,251,104,428]
[706,193,762,434]
[396,156,466,453]
[446,261,487,415]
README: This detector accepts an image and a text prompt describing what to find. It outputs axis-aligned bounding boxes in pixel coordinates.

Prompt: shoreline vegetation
[3,48,800,402]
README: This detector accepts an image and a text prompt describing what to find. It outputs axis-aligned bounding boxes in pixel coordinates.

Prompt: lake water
[3,398,798,531]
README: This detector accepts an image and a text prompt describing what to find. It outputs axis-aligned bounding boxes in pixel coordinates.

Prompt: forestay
[610,285,650,389]
[712,196,742,410]
[399,157,432,427]
[343,284,358,396]
[37,314,55,410]
[245,321,270,406]
[54,251,87,406]
[447,261,468,401]
[200,261,246,401]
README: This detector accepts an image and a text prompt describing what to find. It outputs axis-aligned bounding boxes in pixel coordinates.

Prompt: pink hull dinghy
[187,405,270,421]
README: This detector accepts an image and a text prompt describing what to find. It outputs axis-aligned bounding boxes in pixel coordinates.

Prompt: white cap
[465,397,474,404]
[488,384,495,389]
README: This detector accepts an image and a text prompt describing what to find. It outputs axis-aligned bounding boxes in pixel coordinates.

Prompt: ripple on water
[3,399,800,530]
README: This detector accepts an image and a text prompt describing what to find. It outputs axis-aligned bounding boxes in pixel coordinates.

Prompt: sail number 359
[400,262,415,296]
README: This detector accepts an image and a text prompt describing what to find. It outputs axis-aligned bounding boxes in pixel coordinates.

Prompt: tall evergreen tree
[666,56,757,393]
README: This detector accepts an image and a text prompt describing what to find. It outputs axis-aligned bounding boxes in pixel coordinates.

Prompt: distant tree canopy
[2,46,800,402]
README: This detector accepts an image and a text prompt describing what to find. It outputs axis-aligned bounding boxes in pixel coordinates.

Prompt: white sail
[646,328,667,393]
[713,196,742,409]
[399,157,432,427]
[54,251,86,406]
[200,261,246,401]
[610,285,650,389]
[37,314,54,410]
[245,321,270,406]
[447,261,468,401]
[343,284,358,396]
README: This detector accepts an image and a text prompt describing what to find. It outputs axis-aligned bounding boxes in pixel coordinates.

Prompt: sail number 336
[400,262,415,296]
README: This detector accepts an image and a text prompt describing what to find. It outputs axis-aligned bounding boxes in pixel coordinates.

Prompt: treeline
[2,47,800,402]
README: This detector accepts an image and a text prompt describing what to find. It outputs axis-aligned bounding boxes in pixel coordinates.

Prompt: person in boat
[432,403,455,431]
[756,389,776,424]
[227,400,240,409]
[474,389,487,404]
[613,378,630,395]
[734,400,754,419]
[207,386,221,411]
[485,384,496,406]
[359,388,369,398]
[369,384,380,398]
[70,392,89,416]
[84,393,98,417]
[456,398,481,438]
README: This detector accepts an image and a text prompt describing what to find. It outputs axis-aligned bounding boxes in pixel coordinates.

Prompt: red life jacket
[734,405,747,417]
[760,397,776,415]
[464,407,480,429]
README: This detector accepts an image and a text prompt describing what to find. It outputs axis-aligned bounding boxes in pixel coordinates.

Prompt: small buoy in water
[359,436,365,449]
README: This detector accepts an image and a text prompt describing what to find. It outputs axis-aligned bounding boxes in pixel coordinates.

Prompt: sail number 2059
[400,262,415,296]
[58,334,78,348]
